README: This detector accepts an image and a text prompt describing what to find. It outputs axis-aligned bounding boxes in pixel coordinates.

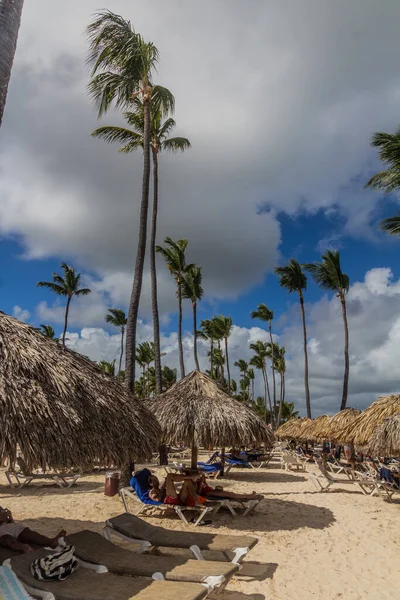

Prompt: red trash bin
[104,470,121,497]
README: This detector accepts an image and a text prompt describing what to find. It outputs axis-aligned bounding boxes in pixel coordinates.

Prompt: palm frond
[91,126,142,152]
[380,215,400,236]
[36,282,67,295]
[151,85,175,116]
[274,259,307,293]
[162,137,191,153]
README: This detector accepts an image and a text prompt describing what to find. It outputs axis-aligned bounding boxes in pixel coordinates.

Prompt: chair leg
[120,490,130,513]
[174,506,190,525]
[242,499,259,517]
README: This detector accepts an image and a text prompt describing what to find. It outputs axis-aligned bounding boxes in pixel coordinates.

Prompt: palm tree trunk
[340,294,350,410]
[0,0,24,128]
[217,339,224,380]
[299,290,311,418]
[177,276,185,379]
[262,368,273,424]
[193,301,200,371]
[277,372,284,426]
[150,150,162,394]
[224,336,231,392]
[252,379,254,403]
[269,322,277,418]
[125,98,151,392]
[118,327,124,381]
[210,339,213,375]
[62,295,71,347]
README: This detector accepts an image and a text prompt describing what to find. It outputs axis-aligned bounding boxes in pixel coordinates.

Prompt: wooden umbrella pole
[191,442,198,470]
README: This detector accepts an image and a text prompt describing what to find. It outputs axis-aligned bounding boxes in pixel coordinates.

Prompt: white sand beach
[1,456,399,600]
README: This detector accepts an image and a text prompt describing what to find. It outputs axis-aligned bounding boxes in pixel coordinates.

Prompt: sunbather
[149,473,207,506]
[0,507,65,553]
[195,474,263,501]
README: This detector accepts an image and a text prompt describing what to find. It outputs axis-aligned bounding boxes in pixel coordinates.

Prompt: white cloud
[12,305,30,323]
[65,267,400,417]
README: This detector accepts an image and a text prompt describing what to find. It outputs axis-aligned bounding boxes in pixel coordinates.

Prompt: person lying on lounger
[0,507,65,554]
[195,474,263,501]
[148,473,207,506]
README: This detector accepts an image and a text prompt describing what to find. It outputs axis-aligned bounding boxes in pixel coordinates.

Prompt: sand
[1,454,399,600]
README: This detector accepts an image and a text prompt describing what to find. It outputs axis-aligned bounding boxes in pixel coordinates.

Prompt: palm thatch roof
[313,408,362,441]
[275,417,312,439]
[336,395,400,446]
[368,413,400,457]
[149,371,272,450]
[0,313,161,469]
[298,415,331,441]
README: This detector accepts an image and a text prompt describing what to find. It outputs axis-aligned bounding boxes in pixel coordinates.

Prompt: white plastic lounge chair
[5,458,81,489]
[280,454,306,472]
[64,530,238,594]
[4,549,214,600]
[104,513,258,564]
[120,487,220,527]
[208,497,262,517]
[309,461,380,495]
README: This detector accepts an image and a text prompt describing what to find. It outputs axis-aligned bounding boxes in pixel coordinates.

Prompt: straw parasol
[298,415,331,442]
[313,408,361,441]
[367,413,400,457]
[0,313,161,469]
[276,417,312,440]
[149,370,273,468]
[336,395,400,447]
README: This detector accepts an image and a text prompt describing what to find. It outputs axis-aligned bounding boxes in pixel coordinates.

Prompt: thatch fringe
[336,395,400,446]
[367,413,400,456]
[0,313,161,469]
[315,408,361,441]
[149,370,273,448]
[275,417,311,440]
[298,415,330,441]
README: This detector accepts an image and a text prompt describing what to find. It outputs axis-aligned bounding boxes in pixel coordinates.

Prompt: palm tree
[208,347,225,381]
[274,345,286,426]
[37,263,91,347]
[249,341,272,424]
[275,259,311,418]
[0,0,24,128]
[234,359,248,379]
[86,10,174,393]
[39,324,59,342]
[161,365,177,391]
[135,341,155,390]
[230,379,237,394]
[247,367,255,403]
[251,304,277,416]
[213,316,234,392]
[105,308,127,381]
[199,319,215,375]
[93,103,190,393]
[304,250,350,410]
[156,237,192,378]
[181,265,203,371]
[281,401,299,421]
[380,216,400,236]
[99,359,116,376]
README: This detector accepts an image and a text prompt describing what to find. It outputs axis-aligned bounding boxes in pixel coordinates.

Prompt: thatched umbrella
[275,418,298,439]
[336,395,400,447]
[368,414,400,457]
[298,415,330,442]
[0,313,161,469]
[276,417,312,440]
[149,370,272,469]
[314,407,361,441]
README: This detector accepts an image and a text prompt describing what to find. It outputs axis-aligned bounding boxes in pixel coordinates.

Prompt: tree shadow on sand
[225,471,307,484]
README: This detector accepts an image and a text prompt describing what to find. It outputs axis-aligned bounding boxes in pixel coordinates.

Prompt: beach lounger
[280,454,306,472]
[123,469,219,527]
[5,458,81,489]
[203,496,262,517]
[104,513,258,564]
[0,565,34,599]
[309,461,380,495]
[64,530,238,593]
[4,549,213,600]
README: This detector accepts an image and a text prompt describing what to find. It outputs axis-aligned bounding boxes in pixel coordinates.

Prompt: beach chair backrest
[16,457,30,476]
[315,460,333,480]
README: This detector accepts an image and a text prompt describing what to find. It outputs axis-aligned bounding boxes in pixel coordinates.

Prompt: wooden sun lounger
[104,513,258,564]
[5,549,211,600]
[5,458,81,489]
[65,530,238,593]
[120,487,220,527]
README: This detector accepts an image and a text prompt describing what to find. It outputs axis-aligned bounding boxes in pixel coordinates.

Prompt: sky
[1,0,400,416]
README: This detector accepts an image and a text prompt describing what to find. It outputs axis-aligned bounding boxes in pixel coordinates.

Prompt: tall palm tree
[0,0,24,128]
[37,263,91,347]
[234,359,248,380]
[135,341,155,396]
[181,265,203,371]
[274,345,286,426]
[199,319,214,375]
[213,316,234,392]
[251,304,277,416]
[99,359,116,376]
[304,250,350,410]
[249,341,272,424]
[93,102,190,393]
[156,237,192,378]
[39,324,58,342]
[161,365,177,391]
[275,259,311,418]
[105,308,127,381]
[86,10,174,393]
[247,367,255,403]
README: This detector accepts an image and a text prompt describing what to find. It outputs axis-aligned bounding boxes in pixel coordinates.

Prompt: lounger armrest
[202,575,225,590]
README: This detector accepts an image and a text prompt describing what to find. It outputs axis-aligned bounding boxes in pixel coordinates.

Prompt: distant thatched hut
[149,370,272,468]
[314,408,361,441]
[368,414,400,457]
[0,313,161,469]
[336,395,400,447]
[299,415,331,442]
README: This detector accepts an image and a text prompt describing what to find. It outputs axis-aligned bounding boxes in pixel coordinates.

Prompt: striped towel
[0,566,33,600]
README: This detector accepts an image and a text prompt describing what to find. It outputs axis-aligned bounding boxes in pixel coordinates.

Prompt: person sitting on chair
[0,507,65,554]
[148,473,207,506]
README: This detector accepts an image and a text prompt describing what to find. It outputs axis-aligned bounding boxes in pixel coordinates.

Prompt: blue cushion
[130,468,162,505]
